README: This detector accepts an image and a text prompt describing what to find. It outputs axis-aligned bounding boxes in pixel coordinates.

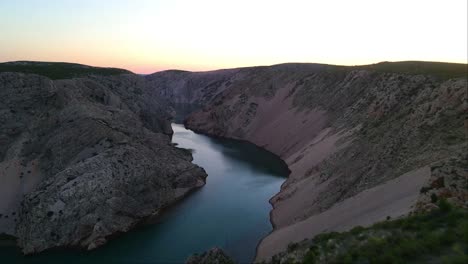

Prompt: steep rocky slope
[0,69,206,254]
[157,62,466,261]
[146,68,246,121]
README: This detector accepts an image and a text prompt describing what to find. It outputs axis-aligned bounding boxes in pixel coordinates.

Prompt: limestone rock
[0,72,207,254]
[150,62,466,260]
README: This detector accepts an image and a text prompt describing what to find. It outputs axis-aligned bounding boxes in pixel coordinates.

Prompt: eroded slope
[181,62,467,260]
[0,72,206,254]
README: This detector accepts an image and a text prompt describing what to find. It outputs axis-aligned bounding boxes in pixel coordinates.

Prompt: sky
[0,0,467,73]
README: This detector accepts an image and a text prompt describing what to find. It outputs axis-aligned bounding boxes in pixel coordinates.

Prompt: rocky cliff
[0,65,207,254]
[155,61,466,261]
[145,68,245,121]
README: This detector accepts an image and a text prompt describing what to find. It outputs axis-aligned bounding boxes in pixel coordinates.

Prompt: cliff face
[178,62,467,261]
[0,72,206,254]
[145,69,240,121]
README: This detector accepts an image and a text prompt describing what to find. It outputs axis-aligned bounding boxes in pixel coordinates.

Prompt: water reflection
[0,124,288,263]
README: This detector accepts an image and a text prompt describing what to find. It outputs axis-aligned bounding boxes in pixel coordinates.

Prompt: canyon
[0,61,466,262]
[150,61,467,261]
[0,63,207,254]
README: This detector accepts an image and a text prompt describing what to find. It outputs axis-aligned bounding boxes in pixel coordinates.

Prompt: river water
[0,124,288,263]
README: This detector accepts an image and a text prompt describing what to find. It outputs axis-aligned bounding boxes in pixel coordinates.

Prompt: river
[0,124,288,263]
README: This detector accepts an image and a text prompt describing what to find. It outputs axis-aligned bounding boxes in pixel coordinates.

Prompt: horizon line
[1,59,467,75]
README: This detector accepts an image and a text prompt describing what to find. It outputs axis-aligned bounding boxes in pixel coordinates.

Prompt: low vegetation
[270,200,467,264]
[0,61,131,79]
[357,61,468,80]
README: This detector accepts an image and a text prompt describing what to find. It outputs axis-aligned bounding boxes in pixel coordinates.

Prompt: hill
[0,61,132,80]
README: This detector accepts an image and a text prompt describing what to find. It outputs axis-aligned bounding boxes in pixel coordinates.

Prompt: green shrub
[287,242,299,252]
[438,198,452,212]
[297,206,468,264]
[349,226,364,235]
[314,232,340,243]
[420,186,431,193]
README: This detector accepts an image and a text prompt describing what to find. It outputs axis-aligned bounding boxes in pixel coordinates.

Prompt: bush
[287,242,299,252]
[299,205,468,264]
[438,198,452,212]
[350,226,365,235]
[420,186,431,193]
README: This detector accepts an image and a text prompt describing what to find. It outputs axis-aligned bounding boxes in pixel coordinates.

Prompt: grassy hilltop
[0,61,132,80]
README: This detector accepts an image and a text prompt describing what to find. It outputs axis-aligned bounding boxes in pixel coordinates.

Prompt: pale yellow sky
[0,0,466,73]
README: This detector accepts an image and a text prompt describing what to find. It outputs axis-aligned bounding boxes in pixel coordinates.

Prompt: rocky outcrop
[414,152,468,211]
[186,247,235,264]
[157,62,466,261]
[0,72,207,254]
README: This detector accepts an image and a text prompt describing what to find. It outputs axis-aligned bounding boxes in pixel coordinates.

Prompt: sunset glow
[1,0,466,73]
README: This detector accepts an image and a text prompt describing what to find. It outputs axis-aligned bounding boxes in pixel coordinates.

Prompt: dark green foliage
[302,247,318,264]
[0,61,132,80]
[439,198,452,212]
[420,186,431,194]
[287,242,299,252]
[300,204,467,264]
[313,232,340,243]
[349,226,365,235]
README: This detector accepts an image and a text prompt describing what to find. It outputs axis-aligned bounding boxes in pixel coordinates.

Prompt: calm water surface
[0,124,288,263]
